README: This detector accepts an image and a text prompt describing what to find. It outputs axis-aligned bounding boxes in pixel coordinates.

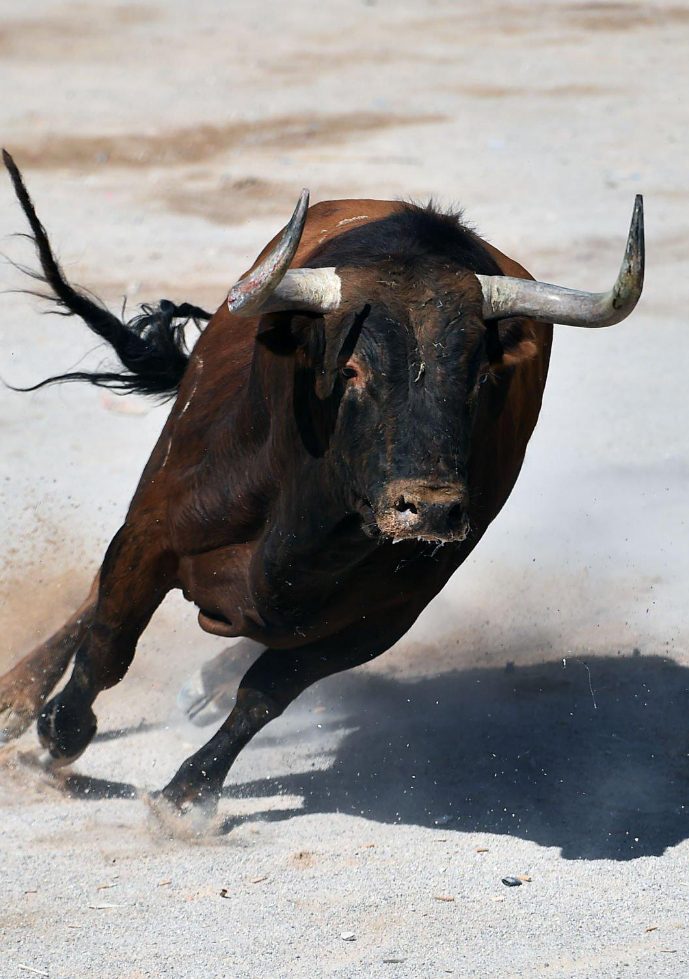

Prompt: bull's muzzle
[375,480,470,544]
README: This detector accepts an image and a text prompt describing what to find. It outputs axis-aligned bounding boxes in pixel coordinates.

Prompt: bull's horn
[227,189,342,317]
[476,195,644,327]
[256,266,342,315]
[227,189,309,316]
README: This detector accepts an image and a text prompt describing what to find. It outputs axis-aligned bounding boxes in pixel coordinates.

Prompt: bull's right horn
[476,195,644,328]
[227,190,342,318]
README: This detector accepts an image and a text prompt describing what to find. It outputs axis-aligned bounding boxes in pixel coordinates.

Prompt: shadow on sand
[18,651,688,860]
[222,652,689,861]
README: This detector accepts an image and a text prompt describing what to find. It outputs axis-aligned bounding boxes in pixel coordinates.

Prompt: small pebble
[501,876,523,887]
[341,932,356,942]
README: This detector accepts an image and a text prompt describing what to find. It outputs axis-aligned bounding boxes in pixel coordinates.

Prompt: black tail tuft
[3,149,212,400]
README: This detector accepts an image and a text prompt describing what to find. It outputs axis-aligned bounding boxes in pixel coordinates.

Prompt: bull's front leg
[0,576,98,742]
[157,624,400,816]
[36,525,175,765]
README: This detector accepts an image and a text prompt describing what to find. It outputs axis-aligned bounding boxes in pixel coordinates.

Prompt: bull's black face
[322,269,489,544]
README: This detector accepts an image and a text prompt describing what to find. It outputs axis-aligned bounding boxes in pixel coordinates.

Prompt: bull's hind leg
[177,638,265,726]
[158,627,397,814]
[36,525,174,765]
[0,576,98,741]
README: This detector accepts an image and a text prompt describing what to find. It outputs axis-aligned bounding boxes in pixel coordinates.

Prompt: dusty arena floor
[1,1,688,976]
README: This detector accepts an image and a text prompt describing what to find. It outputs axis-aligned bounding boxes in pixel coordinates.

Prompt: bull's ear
[255,310,323,358]
[486,320,539,373]
[286,313,341,398]
[314,304,370,399]
[314,320,349,399]
[257,312,342,398]
[499,337,538,367]
[257,307,367,399]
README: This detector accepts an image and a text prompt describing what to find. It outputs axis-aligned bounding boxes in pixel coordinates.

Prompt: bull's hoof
[0,667,51,742]
[176,668,235,727]
[177,640,263,727]
[144,788,221,839]
[162,773,221,813]
[36,695,97,766]
[0,694,41,742]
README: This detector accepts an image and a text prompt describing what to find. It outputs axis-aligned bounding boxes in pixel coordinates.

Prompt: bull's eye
[340,366,358,380]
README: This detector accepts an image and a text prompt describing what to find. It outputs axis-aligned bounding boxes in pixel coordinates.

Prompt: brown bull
[0,151,644,819]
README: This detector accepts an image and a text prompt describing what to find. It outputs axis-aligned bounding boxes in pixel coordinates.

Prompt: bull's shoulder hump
[296,199,403,264]
[305,199,400,223]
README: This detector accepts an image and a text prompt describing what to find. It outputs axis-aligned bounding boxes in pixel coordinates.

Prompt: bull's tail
[3,150,212,399]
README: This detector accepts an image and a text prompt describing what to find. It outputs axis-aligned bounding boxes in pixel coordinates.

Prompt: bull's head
[227,192,644,544]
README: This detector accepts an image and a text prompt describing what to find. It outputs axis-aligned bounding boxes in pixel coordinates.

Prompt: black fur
[306,202,509,365]
[3,150,211,399]
[306,201,505,278]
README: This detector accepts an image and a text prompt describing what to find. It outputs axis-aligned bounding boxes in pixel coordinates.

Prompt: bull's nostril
[395,496,418,515]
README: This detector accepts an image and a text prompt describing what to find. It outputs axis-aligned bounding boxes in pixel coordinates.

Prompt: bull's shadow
[224,652,689,860]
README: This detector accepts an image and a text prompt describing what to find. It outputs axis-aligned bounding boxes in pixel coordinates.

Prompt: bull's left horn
[476,195,644,327]
[257,266,342,315]
[227,189,309,316]
[227,190,342,317]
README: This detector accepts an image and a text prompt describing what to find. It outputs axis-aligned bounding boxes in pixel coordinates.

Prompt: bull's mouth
[198,608,237,637]
[380,513,471,545]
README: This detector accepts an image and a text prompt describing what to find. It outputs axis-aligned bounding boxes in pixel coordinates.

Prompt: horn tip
[627,194,644,263]
[290,188,310,225]
[635,200,644,254]
[632,194,644,228]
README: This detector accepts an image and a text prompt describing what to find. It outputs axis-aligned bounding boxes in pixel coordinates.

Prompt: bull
[0,151,644,819]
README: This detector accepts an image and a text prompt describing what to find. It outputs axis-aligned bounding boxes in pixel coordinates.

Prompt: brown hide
[1,194,555,808]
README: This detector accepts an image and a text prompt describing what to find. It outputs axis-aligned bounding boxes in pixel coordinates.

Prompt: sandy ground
[1,0,688,976]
